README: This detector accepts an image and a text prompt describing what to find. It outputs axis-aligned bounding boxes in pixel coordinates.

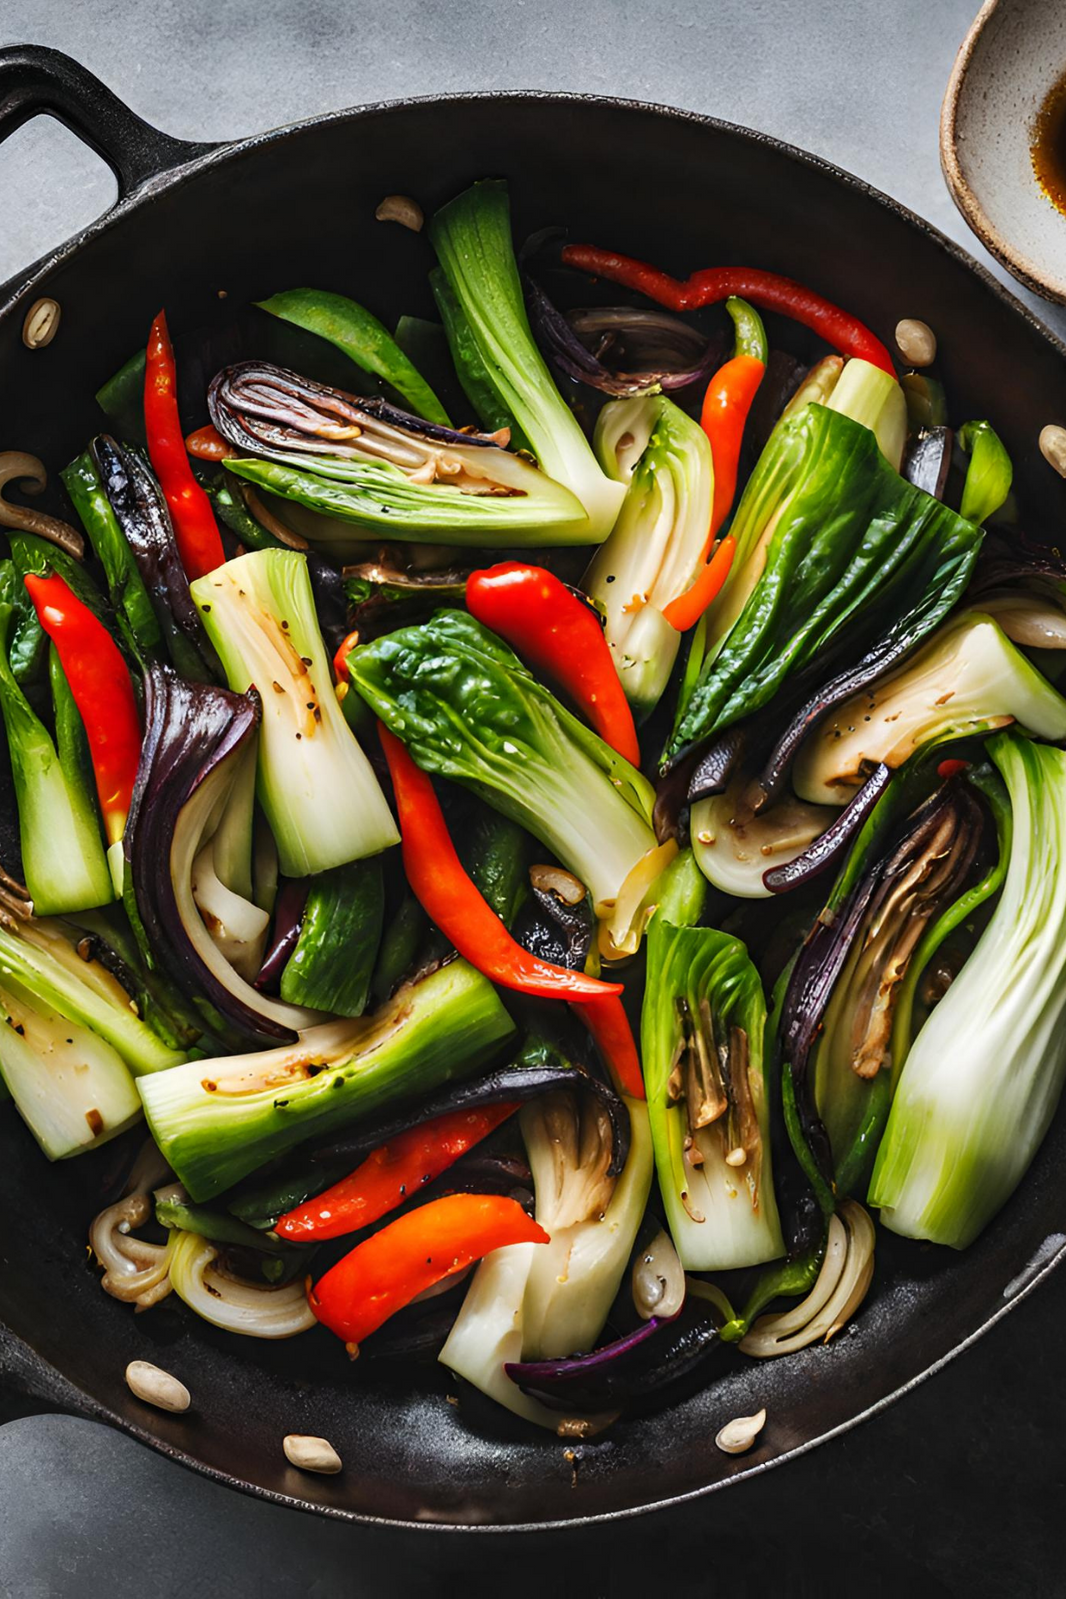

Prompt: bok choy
[440,1083,652,1427]
[642,851,784,1268]
[139,959,515,1200]
[429,180,626,542]
[211,363,586,547]
[0,572,113,915]
[191,549,399,876]
[793,613,1066,805]
[665,370,983,766]
[348,609,657,910]
[870,734,1066,1247]
[583,394,714,719]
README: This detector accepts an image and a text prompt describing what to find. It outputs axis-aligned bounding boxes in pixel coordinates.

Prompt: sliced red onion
[505,1300,722,1411]
[685,726,748,801]
[253,879,309,992]
[310,1058,630,1178]
[525,280,723,396]
[209,361,504,460]
[93,434,220,678]
[763,764,892,893]
[506,1316,667,1388]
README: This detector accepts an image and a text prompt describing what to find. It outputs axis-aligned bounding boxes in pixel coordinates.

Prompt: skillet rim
[2,81,1065,1531]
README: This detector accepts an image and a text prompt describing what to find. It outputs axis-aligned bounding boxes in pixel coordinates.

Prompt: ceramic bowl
[941,0,1066,303]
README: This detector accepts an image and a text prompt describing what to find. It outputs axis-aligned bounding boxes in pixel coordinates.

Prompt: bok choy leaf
[429,179,626,542]
[664,391,983,767]
[347,609,657,910]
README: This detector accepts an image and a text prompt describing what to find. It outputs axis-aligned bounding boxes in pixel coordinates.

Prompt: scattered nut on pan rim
[125,1359,191,1413]
[1039,424,1066,479]
[375,194,424,232]
[894,317,936,368]
[22,298,61,350]
[283,1433,343,1474]
[715,1407,767,1455]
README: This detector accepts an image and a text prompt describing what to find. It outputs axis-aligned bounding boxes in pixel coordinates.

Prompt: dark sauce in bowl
[1032,68,1066,218]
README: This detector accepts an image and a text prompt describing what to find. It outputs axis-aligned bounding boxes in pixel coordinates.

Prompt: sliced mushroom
[0,452,84,558]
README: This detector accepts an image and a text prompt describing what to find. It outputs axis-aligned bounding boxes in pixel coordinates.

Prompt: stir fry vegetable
[5,173,1065,1441]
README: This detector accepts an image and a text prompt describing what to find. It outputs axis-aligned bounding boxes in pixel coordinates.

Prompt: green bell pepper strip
[95,349,147,444]
[61,451,161,657]
[257,289,451,426]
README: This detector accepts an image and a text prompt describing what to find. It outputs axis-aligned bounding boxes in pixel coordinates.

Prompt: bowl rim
[939,0,1066,305]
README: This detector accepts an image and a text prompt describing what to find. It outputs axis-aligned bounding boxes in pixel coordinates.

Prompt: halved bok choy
[0,568,113,916]
[138,958,515,1201]
[583,393,713,720]
[0,912,187,1158]
[780,772,996,1199]
[210,362,587,547]
[192,549,399,877]
[440,1083,652,1428]
[793,613,1066,805]
[641,851,784,1269]
[871,733,1066,1247]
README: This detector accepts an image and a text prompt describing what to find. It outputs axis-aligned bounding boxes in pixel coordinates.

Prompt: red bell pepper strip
[184,424,232,462]
[378,723,622,1004]
[465,563,641,768]
[276,1103,518,1242]
[662,299,763,634]
[661,535,737,635]
[144,311,226,581]
[937,759,970,780]
[24,573,141,846]
[701,354,767,537]
[578,994,645,1100]
[308,1193,549,1348]
[559,245,895,375]
[332,628,361,684]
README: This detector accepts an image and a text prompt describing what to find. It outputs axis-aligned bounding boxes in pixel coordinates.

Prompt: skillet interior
[2,85,1066,1529]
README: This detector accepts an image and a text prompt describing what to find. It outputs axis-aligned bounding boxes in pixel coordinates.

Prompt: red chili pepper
[332,628,361,684]
[937,759,970,779]
[661,535,736,634]
[465,563,641,767]
[24,573,141,845]
[184,424,232,462]
[276,1103,518,1243]
[144,311,226,581]
[578,994,645,1100]
[560,246,895,375]
[378,723,622,1004]
[308,1192,548,1348]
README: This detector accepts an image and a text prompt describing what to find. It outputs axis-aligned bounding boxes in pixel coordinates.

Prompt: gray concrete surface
[2,2,1066,1594]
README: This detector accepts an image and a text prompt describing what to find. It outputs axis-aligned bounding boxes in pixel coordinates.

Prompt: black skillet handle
[0,44,217,201]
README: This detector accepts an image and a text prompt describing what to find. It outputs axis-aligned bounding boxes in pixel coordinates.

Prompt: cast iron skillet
[2,44,1066,1532]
